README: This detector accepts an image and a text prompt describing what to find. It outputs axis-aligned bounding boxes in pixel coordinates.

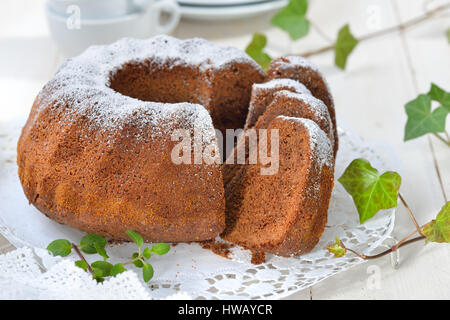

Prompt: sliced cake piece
[254,90,335,151]
[222,88,335,187]
[222,116,334,258]
[223,79,311,186]
[244,78,311,129]
[266,56,338,155]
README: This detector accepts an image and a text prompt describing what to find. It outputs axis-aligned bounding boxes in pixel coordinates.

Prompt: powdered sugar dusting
[34,35,264,143]
[279,56,319,72]
[252,78,311,95]
[276,116,333,168]
[276,56,333,104]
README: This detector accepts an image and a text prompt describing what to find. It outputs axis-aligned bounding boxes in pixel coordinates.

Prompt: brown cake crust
[266,56,338,156]
[17,36,264,242]
[222,116,334,257]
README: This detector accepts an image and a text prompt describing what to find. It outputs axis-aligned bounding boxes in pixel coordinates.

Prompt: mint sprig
[47,230,170,283]
[47,239,72,257]
[270,0,309,40]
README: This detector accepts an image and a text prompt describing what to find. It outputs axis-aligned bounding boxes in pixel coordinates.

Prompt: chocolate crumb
[250,250,266,265]
[200,239,234,260]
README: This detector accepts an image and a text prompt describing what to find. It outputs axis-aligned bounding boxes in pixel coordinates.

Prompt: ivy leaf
[326,238,347,257]
[404,94,448,141]
[270,0,309,40]
[111,263,126,276]
[338,158,401,223]
[47,239,72,257]
[422,201,450,243]
[80,234,106,254]
[75,260,88,271]
[142,262,154,282]
[245,33,272,70]
[151,243,170,255]
[91,261,113,277]
[142,247,151,259]
[126,230,143,248]
[334,24,359,70]
[427,83,450,110]
[446,28,450,43]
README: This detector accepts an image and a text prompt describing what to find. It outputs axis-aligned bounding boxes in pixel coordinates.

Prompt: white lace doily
[0,118,398,299]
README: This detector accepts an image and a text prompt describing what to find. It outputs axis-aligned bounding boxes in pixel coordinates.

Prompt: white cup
[47,0,134,19]
[45,0,181,57]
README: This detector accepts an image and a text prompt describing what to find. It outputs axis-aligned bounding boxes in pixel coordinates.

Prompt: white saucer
[179,0,274,6]
[180,0,287,21]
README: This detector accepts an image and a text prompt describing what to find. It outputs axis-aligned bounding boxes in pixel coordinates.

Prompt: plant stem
[295,3,450,57]
[72,243,94,275]
[342,234,426,260]
[398,193,423,235]
[433,133,450,147]
[364,236,425,259]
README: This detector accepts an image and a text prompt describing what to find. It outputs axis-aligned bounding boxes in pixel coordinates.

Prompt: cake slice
[222,116,334,257]
[244,78,311,129]
[266,56,338,155]
[254,90,335,150]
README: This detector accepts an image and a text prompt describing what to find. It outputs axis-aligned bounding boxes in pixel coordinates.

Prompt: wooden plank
[289,0,450,299]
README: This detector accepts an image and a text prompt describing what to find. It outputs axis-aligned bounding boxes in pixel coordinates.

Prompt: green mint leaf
[142,261,154,282]
[94,243,109,261]
[80,234,106,254]
[133,260,144,268]
[404,94,448,141]
[334,24,359,70]
[427,83,450,110]
[75,260,88,271]
[126,230,144,248]
[151,243,170,255]
[446,28,450,43]
[47,239,72,257]
[245,33,272,70]
[132,252,144,268]
[91,261,113,277]
[326,238,347,257]
[338,158,401,223]
[422,201,450,243]
[92,268,105,283]
[92,267,104,283]
[270,0,309,40]
[143,247,151,259]
[111,263,126,276]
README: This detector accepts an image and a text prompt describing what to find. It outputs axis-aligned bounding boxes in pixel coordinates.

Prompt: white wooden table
[0,0,449,299]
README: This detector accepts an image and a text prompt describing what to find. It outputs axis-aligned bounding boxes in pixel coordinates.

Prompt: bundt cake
[222,116,334,257]
[17,35,337,260]
[17,35,264,242]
